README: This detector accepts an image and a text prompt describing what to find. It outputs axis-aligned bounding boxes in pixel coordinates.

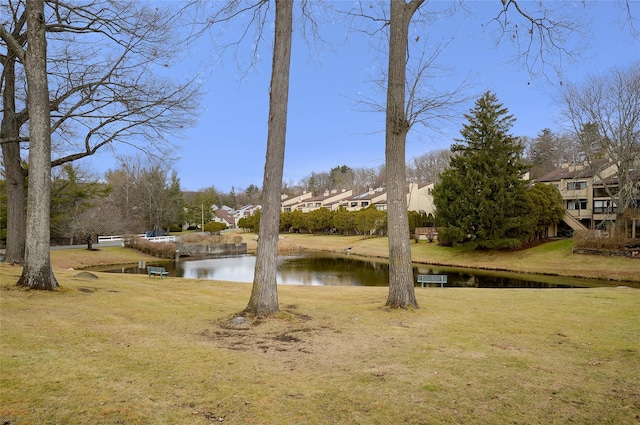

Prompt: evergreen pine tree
[433,91,530,248]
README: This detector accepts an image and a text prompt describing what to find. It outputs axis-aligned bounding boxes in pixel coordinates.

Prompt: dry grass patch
[1,263,639,424]
[50,246,155,270]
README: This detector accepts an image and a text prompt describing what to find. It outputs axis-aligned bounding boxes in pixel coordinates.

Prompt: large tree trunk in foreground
[245,0,293,316]
[1,54,27,264]
[17,0,58,289]
[385,0,421,309]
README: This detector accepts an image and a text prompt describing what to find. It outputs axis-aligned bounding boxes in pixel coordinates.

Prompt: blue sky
[87,1,639,192]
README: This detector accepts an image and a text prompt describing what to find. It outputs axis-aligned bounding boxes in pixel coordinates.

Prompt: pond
[92,252,638,289]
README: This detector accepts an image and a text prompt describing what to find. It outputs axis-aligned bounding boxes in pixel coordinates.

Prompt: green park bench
[147,266,169,278]
[417,274,447,288]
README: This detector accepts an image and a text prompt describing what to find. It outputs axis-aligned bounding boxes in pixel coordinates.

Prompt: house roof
[594,168,640,186]
[303,189,351,202]
[535,159,612,182]
[353,189,386,201]
[215,209,235,225]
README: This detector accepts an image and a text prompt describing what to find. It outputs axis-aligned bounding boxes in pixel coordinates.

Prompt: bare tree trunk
[1,55,27,264]
[17,0,58,289]
[385,0,422,309]
[245,0,293,316]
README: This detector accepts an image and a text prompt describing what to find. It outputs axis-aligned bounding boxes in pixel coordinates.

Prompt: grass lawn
[2,235,639,423]
[1,256,639,424]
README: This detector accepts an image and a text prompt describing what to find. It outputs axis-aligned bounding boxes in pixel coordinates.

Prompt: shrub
[573,230,630,250]
[437,226,465,247]
[203,221,227,233]
[124,235,177,259]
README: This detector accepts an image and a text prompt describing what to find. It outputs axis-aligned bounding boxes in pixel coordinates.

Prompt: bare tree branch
[490,0,588,77]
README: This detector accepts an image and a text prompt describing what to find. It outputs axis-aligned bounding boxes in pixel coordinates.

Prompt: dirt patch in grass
[202,309,319,357]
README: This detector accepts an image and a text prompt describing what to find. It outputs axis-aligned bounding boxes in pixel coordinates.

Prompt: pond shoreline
[267,234,640,284]
[91,251,633,288]
[50,233,639,284]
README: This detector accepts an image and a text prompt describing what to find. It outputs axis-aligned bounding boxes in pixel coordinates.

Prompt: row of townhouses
[205,183,437,230]
[280,182,436,215]
[535,159,640,238]
[207,160,639,239]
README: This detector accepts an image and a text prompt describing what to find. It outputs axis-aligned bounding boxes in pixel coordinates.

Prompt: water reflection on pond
[95,252,637,289]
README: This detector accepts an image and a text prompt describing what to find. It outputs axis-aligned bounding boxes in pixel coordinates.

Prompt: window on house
[376,205,386,211]
[361,201,369,207]
[567,181,587,190]
[306,203,313,208]
[567,199,588,210]
[284,207,291,212]
[593,200,617,214]
[351,202,358,207]
[594,187,618,197]
[315,202,322,207]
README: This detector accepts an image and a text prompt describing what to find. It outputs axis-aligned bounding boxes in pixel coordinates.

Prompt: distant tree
[306,207,332,234]
[526,183,564,241]
[330,165,354,190]
[407,149,452,184]
[356,205,387,236]
[184,187,219,229]
[523,129,583,179]
[279,211,293,232]
[237,215,255,232]
[351,166,382,194]
[332,206,357,235]
[165,172,185,231]
[103,167,143,232]
[243,184,262,205]
[219,187,238,210]
[289,209,306,233]
[50,164,110,244]
[203,221,227,233]
[433,92,531,249]
[560,62,640,234]
[302,171,332,195]
[297,165,383,195]
[281,179,300,197]
[105,158,184,233]
[407,210,434,235]
[74,202,125,250]
[524,129,559,179]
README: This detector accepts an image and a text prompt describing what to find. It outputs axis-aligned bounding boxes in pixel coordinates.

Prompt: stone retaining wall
[177,242,247,257]
[572,247,640,258]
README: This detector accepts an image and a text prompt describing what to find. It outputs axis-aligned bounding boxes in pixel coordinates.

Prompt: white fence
[98,234,176,244]
[146,236,176,243]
